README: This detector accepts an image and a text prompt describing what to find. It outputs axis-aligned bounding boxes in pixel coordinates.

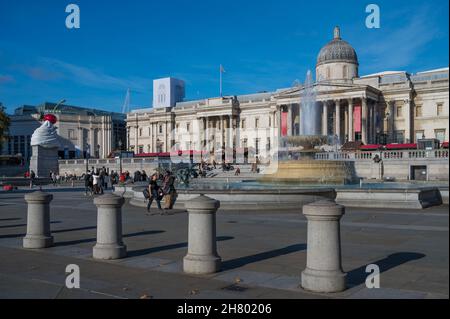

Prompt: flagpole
[219,64,223,97]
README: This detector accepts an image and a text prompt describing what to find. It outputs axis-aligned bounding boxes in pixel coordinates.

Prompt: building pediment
[275,81,381,102]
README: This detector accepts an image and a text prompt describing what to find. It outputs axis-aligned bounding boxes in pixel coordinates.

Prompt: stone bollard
[23,191,54,249]
[93,194,127,260]
[301,199,346,293]
[183,195,221,274]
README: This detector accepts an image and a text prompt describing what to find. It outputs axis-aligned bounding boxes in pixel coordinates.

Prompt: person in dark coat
[162,170,177,209]
[147,173,162,212]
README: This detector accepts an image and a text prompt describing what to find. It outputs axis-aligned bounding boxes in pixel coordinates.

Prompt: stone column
[23,191,54,249]
[335,100,341,143]
[183,195,221,274]
[301,200,346,293]
[373,102,379,143]
[404,99,412,143]
[388,101,395,143]
[93,194,126,260]
[278,107,282,138]
[77,127,83,153]
[322,101,328,136]
[134,125,139,154]
[89,126,95,154]
[348,99,354,142]
[220,116,225,149]
[287,104,293,136]
[153,123,157,152]
[361,98,368,144]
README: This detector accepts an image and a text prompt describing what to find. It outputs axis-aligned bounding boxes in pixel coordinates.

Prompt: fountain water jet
[262,71,357,184]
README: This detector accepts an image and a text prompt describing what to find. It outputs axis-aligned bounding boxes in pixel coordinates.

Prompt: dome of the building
[316,26,358,66]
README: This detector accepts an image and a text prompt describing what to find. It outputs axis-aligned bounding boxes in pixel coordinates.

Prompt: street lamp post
[86,143,90,173]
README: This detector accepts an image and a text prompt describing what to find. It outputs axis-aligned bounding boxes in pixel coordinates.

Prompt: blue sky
[0,0,448,113]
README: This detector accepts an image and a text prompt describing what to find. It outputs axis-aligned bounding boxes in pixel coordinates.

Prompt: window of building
[241,119,246,129]
[148,127,151,136]
[266,137,271,151]
[243,138,248,148]
[396,105,403,118]
[255,138,260,155]
[343,65,348,78]
[394,130,405,143]
[138,145,144,154]
[435,129,446,143]
[176,124,179,133]
[255,118,259,128]
[68,129,76,140]
[437,103,444,116]
[415,130,425,142]
[159,125,163,134]
[186,123,190,132]
[139,128,142,137]
[415,105,422,117]
[326,67,330,79]
[269,116,272,127]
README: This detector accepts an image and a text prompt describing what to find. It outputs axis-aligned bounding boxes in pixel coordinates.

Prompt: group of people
[144,170,177,212]
[83,167,116,196]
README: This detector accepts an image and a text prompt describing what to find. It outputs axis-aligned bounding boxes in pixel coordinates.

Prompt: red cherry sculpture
[43,114,57,124]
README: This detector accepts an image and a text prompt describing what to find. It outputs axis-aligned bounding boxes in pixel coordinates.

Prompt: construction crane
[121,88,131,114]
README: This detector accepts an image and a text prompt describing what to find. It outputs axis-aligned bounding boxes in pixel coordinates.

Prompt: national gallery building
[127,27,449,157]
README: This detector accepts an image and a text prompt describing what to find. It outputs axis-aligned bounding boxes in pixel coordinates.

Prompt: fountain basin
[118,186,336,210]
[262,160,357,184]
[335,187,443,209]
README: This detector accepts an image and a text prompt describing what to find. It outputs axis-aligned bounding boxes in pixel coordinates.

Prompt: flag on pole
[220,64,226,73]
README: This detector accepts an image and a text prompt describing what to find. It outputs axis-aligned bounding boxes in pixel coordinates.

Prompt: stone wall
[58,158,159,176]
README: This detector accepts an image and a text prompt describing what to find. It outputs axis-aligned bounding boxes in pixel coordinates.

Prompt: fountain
[262,71,357,184]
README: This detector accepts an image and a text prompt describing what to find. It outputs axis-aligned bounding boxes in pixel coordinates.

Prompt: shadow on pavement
[221,243,307,271]
[127,236,234,258]
[0,218,22,222]
[53,230,166,247]
[346,252,426,287]
[0,221,62,239]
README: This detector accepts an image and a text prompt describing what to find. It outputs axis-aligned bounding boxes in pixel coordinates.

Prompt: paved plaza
[0,187,448,299]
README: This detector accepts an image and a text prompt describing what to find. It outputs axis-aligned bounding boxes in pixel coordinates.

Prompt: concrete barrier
[23,191,54,249]
[93,194,127,260]
[183,195,221,274]
[301,199,346,293]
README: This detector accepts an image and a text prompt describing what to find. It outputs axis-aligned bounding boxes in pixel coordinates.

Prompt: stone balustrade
[315,150,449,161]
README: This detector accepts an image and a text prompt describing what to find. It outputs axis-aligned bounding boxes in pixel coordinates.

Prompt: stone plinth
[183,195,221,274]
[30,145,59,178]
[301,199,346,293]
[93,194,127,260]
[23,191,54,249]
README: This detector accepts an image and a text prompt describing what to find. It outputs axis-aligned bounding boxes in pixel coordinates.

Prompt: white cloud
[38,57,151,93]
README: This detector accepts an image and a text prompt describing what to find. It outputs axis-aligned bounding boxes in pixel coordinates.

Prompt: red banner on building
[353,104,361,132]
[281,111,288,136]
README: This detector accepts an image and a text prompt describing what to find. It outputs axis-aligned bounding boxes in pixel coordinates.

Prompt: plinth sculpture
[29,114,61,178]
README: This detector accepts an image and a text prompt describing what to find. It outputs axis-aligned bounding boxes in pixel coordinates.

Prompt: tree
[0,104,11,152]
